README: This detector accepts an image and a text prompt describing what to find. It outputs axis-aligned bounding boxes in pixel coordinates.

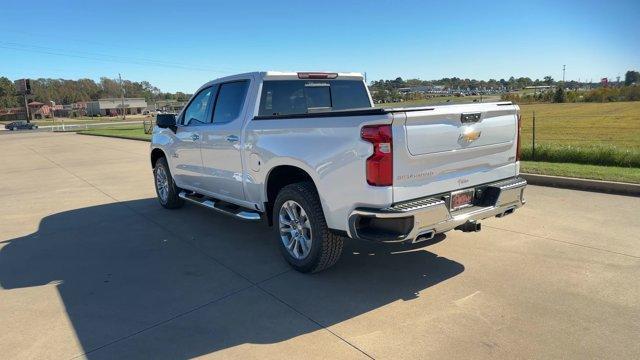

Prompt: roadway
[1,132,638,359]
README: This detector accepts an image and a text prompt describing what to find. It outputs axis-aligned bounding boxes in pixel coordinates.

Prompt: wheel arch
[264,165,320,226]
[150,147,166,168]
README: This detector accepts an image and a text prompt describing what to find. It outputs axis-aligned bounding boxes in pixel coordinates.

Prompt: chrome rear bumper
[347,177,527,242]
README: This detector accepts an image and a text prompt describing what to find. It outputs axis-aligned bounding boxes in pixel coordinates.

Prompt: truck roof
[205,71,364,85]
[259,71,364,80]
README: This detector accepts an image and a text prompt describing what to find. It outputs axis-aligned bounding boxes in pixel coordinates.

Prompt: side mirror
[156,113,177,132]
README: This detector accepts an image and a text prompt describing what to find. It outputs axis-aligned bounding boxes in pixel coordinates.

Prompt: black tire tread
[275,182,343,273]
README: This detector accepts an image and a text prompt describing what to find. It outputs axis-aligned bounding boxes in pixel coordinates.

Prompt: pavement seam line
[26,143,376,358]
[255,283,376,360]
[484,224,640,259]
[129,205,375,359]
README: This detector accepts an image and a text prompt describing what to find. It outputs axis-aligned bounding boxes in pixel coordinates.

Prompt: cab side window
[182,87,213,126]
[211,81,249,124]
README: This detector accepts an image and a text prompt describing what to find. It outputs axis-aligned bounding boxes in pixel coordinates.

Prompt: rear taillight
[361,125,393,186]
[516,113,522,161]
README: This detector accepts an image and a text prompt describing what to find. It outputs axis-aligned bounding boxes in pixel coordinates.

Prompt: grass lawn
[35,115,150,126]
[1,115,151,127]
[78,126,151,141]
[520,161,640,184]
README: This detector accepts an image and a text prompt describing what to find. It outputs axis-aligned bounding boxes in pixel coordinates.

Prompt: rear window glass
[258,80,371,116]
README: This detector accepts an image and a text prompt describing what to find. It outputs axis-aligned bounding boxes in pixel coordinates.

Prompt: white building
[86,98,148,116]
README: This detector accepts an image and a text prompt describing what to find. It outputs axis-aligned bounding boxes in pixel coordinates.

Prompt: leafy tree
[553,86,566,103]
[0,77,19,108]
[624,70,640,86]
[543,76,554,86]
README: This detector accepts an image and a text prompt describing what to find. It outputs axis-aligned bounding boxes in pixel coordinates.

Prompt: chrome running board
[178,191,261,221]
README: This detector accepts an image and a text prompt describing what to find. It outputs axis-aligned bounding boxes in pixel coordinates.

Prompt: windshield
[258,80,371,116]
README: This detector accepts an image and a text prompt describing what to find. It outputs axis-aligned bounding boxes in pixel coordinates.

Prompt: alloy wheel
[279,200,313,260]
[155,165,169,203]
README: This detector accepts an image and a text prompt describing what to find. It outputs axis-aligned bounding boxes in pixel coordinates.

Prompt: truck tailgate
[391,103,519,202]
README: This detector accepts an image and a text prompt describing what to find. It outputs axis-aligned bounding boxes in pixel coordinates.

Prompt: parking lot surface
[1,132,639,359]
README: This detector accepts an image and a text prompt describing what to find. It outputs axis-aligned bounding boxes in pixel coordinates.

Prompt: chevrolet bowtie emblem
[459,129,482,142]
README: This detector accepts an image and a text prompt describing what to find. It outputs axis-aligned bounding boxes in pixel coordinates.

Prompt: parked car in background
[4,121,38,131]
[150,71,527,273]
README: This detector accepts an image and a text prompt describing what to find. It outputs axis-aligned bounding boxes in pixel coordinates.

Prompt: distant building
[86,98,148,116]
[154,100,187,113]
[523,85,553,90]
[406,85,449,94]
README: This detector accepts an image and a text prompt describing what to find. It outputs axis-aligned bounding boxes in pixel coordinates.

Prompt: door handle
[191,133,200,141]
[226,135,239,143]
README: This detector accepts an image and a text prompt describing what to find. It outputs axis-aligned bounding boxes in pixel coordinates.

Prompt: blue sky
[1,0,638,92]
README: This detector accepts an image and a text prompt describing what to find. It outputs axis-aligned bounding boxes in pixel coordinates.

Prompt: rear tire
[273,182,344,273]
[153,157,184,209]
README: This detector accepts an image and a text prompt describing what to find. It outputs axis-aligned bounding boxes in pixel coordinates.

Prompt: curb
[521,173,640,197]
[76,132,151,142]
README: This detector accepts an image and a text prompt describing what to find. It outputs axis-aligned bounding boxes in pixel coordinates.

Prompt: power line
[0,41,246,74]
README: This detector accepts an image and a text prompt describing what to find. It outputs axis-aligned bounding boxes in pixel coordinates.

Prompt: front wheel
[273,182,344,273]
[153,157,184,209]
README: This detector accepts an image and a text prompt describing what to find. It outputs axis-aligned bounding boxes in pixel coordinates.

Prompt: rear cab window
[258,80,371,117]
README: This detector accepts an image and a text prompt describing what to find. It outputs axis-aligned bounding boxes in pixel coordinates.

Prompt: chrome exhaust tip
[413,229,436,243]
[496,206,516,218]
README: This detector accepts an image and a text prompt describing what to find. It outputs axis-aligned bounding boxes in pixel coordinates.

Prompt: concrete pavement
[0,132,638,359]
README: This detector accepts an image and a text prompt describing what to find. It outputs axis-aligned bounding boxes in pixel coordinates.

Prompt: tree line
[2,71,638,109]
[0,76,192,109]
[370,71,640,93]
[370,75,557,92]
[502,85,640,104]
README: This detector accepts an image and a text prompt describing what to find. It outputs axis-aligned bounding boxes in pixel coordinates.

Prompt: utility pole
[23,93,30,123]
[562,65,566,84]
[50,101,55,125]
[119,73,126,120]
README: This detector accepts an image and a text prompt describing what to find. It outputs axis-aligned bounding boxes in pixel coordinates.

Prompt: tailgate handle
[461,113,481,123]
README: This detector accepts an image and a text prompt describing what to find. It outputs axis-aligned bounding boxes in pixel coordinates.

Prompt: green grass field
[78,126,151,141]
[1,115,152,127]
[521,161,640,184]
[518,102,640,149]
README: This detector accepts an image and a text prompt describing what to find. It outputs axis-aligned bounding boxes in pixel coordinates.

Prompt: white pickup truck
[151,71,526,272]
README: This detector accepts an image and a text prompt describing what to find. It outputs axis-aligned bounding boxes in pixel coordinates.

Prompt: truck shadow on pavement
[0,198,464,359]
